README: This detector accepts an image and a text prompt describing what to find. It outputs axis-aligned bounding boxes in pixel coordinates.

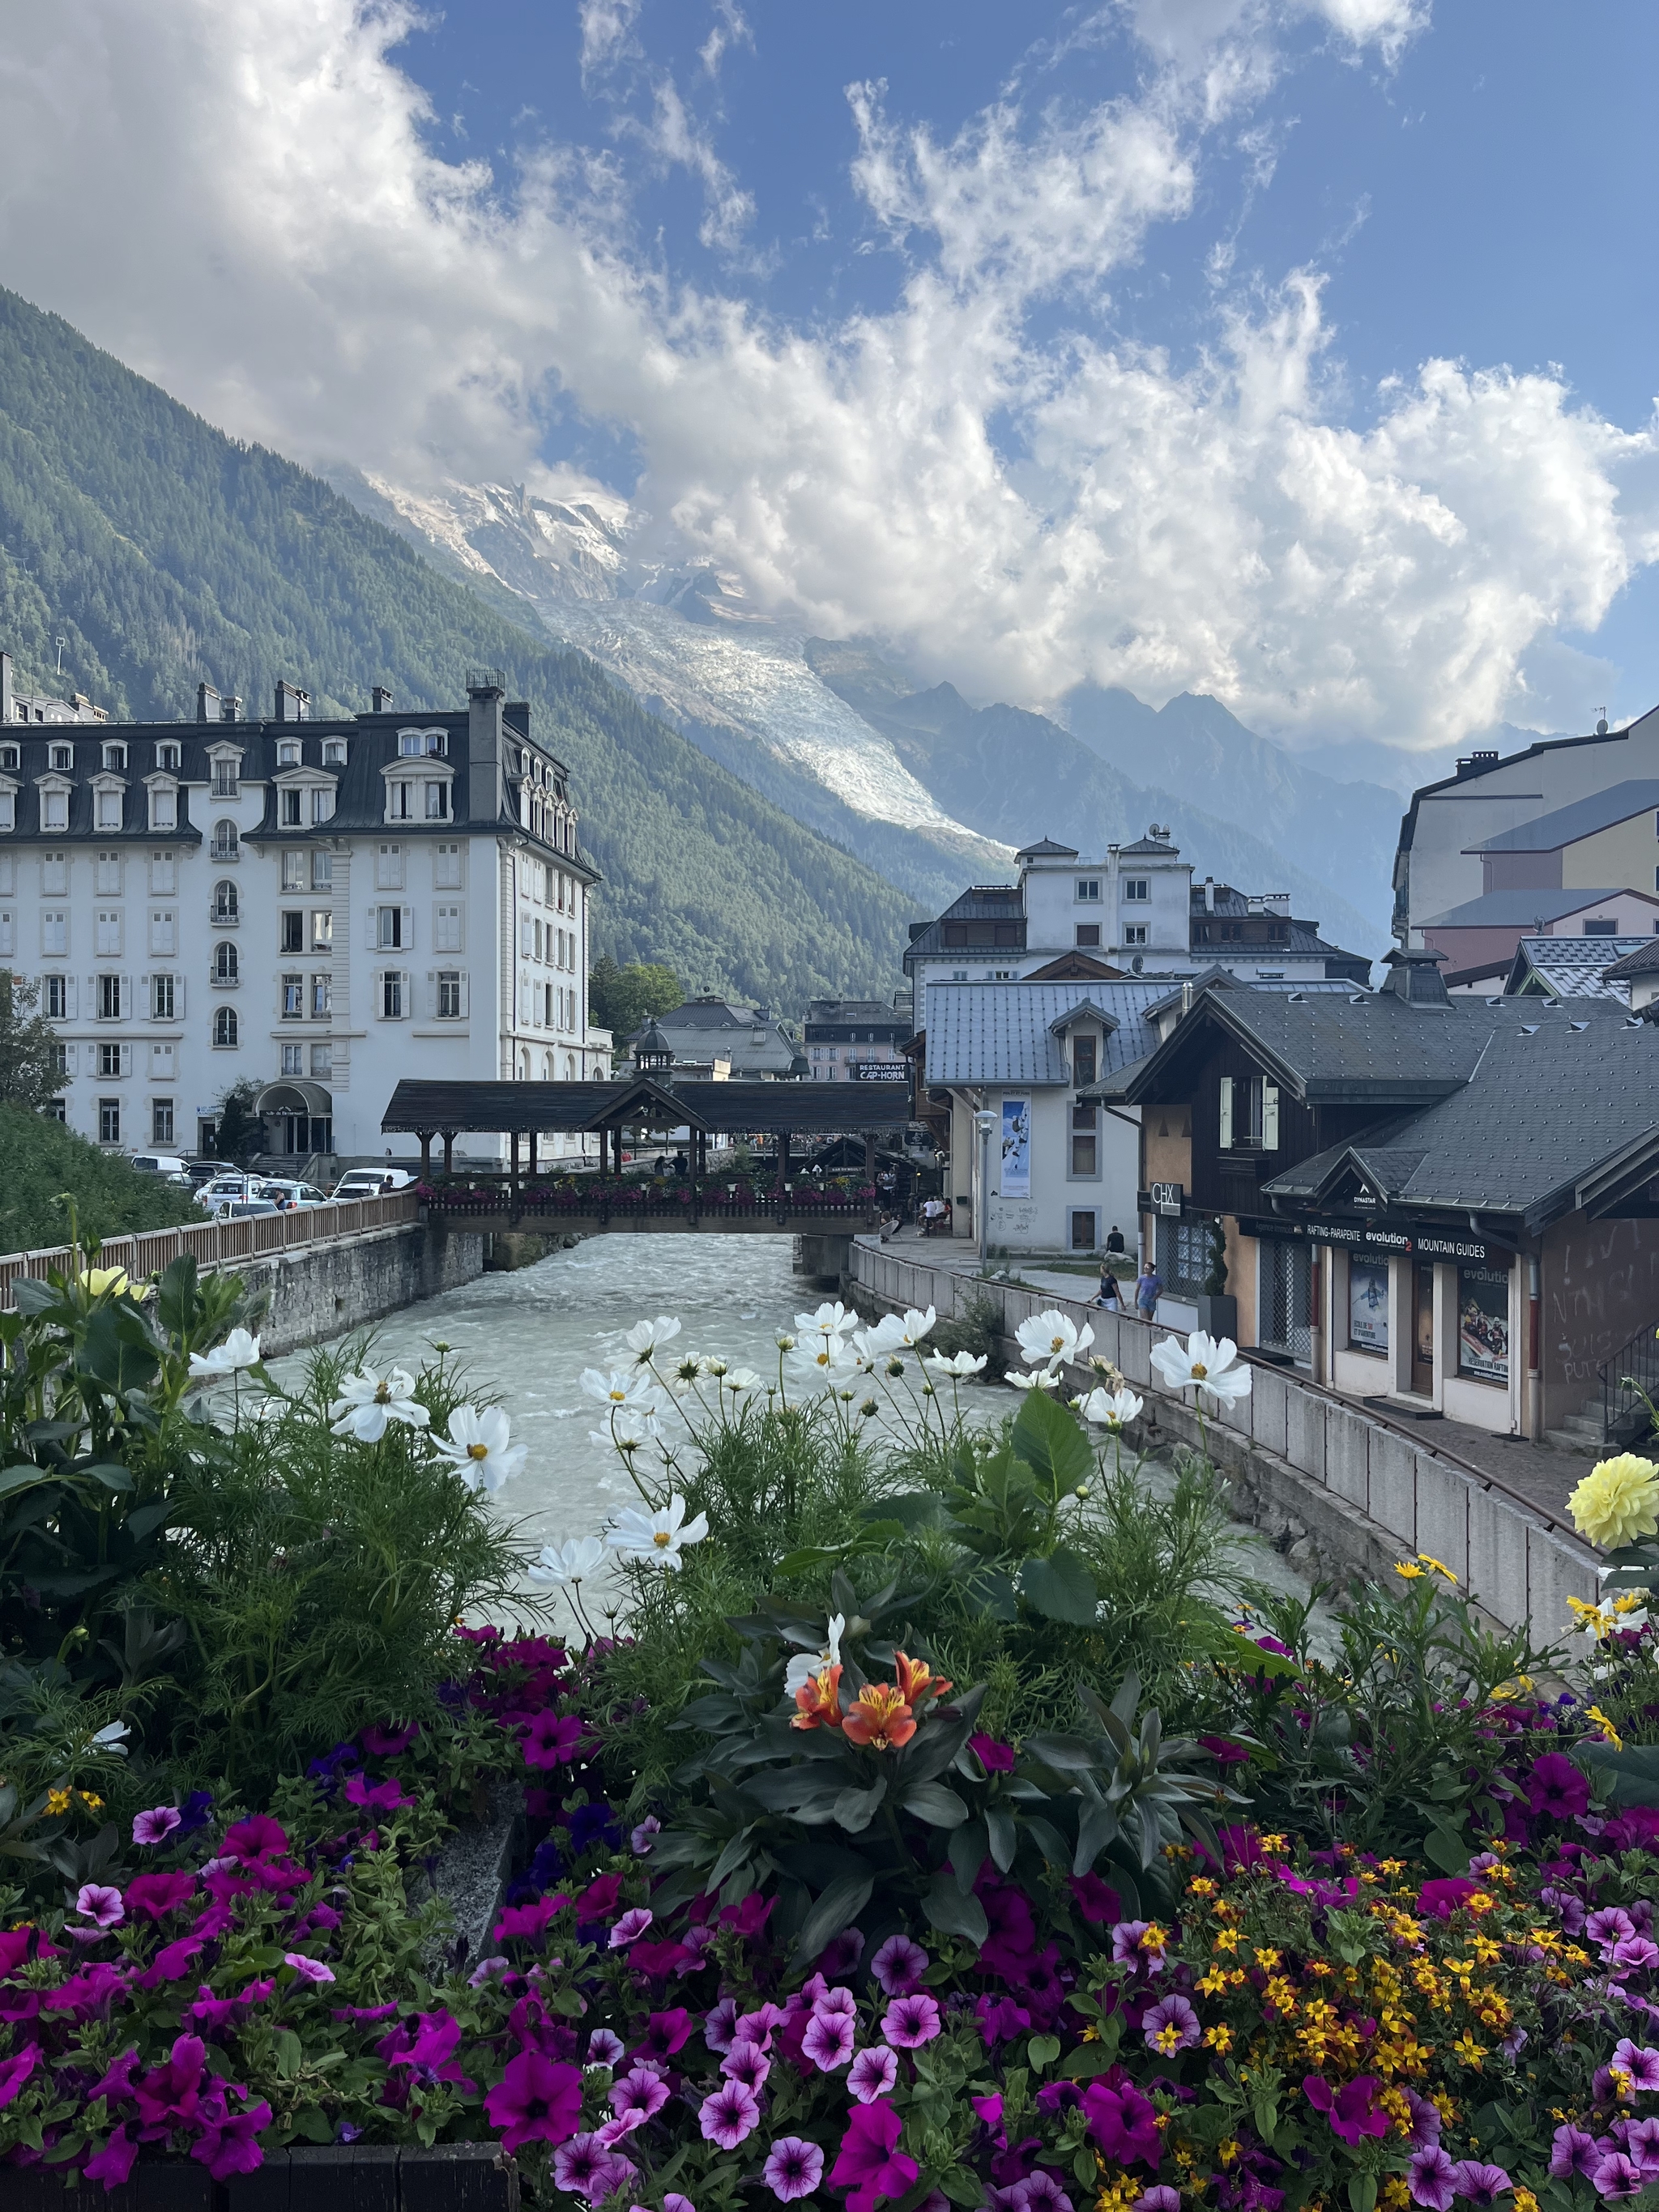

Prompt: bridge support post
[419,1132,432,1180]
[794,1232,852,1288]
[442,1131,455,1174]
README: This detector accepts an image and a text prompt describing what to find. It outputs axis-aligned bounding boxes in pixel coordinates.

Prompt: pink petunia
[283,1952,335,1984]
[871,1934,928,1996]
[802,2010,856,2071]
[586,2029,627,2069]
[132,1805,182,1846]
[486,2052,585,2154]
[698,2078,761,2150]
[75,1884,124,1929]
[609,1907,654,1950]
[849,2045,899,2103]
[830,2101,919,2212]
[881,1993,941,2048]
[720,2039,772,2093]
[763,2137,826,2203]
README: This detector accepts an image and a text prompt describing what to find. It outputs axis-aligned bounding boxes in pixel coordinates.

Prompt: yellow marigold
[1188,1877,1217,1898]
[77,1791,103,1811]
[1587,1707,1625,1750]
[1205,2024,1234,2052]
[45,1788,71,1815]
[1452,2033,1485,2067]
[1568,1454,1659,1548]
[1514,2193,1540,2212]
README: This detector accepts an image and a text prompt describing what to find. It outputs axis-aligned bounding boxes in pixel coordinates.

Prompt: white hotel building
[0,658,601,1166]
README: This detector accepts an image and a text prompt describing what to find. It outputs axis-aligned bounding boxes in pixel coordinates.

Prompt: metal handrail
[1601,1321,1659,1451]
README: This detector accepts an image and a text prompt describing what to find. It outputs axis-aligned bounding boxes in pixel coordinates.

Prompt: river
[264,1233,1319,1627]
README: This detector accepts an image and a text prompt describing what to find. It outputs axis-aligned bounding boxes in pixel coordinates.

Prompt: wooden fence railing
[0,1191,421,1310]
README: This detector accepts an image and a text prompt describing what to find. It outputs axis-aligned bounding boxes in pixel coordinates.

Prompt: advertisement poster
[1457,1264,1510,1383]
[1348,1259,1389,1353]
[1000,1097,1031,1197]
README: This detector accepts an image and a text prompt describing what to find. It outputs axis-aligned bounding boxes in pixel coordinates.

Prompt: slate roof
[1260,1008,1659,1230]
[923,979,1171,1088]
[1118,835,1179,856]
[382,1077,914,1136]
[1501,934,1648,999]
[1420,887,1653,929]
[1602,940,1659,981]
[1468,779,1659,854]
[1014,837,1080,859]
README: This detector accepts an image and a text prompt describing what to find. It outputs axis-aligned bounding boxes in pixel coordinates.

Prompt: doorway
[1411,1264,1435,1396]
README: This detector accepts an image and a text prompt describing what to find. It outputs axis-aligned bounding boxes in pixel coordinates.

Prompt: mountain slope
[0,288,922,1008]
[807,643,1385,956]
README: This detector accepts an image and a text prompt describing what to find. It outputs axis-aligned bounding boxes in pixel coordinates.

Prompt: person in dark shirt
[1105,1224,1126,1254]
[1096,1266,1121,1311]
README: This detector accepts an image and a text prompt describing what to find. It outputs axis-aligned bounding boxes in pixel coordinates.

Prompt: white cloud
[0,0,1647,756]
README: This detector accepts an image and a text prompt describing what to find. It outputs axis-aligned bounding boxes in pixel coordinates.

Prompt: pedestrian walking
[1135,1257,1162,1319]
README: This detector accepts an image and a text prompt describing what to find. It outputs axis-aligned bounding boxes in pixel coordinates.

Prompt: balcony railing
[422,1176,879,1227]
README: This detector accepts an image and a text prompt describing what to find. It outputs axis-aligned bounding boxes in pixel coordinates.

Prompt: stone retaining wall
[225,1221,486,1356]
[851,1242,1598,1637]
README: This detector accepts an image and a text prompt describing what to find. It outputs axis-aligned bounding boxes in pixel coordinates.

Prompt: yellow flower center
[653,1529,672,1546]
[375,1382,392,1401]
[467,1442,489,1460]
[1191,1362,1209,1379]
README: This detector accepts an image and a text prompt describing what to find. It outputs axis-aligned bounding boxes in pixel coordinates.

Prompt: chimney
[220,693,242,722]
[1204,876,1215,913]
[275,680,310,722]
[372,686,394,714]
[1380,944,1450,1008]
[1,651,12,727]
[197,682,220,722]
[467,668,506,824]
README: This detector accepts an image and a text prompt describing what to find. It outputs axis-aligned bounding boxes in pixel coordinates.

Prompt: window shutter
[65,1044,77,1076]
[176,978,186,1016]
[121,975,132,1019]
[459,972,470,1018]
[121,1043,132,1076]
[1218,1075,1234,1150]
[519,917,532,957]
[426,968,436,1018]
[139,972,150,1004]
[366,906,379,949]
[66,977,78,1019]
[400,905,413,950]
[1263,1082,1280,1151]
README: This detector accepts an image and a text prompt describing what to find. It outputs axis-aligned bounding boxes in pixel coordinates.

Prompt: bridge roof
[382,1076,915,1137]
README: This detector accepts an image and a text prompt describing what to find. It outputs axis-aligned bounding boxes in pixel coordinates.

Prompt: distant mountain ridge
[339,471,1396,954]
[0,288,923,1009]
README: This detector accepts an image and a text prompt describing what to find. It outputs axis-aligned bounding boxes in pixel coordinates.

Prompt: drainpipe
[972,1108,997,1267]
[1309,1250,1324,1383]
[1527,1251,1542,1442]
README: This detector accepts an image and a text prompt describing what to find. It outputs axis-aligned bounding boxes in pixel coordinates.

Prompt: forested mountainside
[0,288,918,1008]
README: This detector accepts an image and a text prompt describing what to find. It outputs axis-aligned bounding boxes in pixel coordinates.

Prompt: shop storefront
[1238,1214,1525,1434]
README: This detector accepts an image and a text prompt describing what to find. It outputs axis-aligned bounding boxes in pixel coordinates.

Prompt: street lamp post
[971,1110,997,1268]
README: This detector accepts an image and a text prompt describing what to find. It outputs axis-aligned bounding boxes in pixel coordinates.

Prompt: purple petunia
[75,1883,124,1929]
[552,2132,637,2202]
[608,1907,654,1949]
[283,1952,335,1984]
[1141,1993,1201,2055]
[1614,2039,1659,2091]
[1596,2155,1647,2202]
[630,1816,661,1854]
[882,1993,941,2048]
[133,1805,182,1846]
[703,1998,740,2054]
[803,2009,857,2071]
[608,2066,670,2125]
[1017,2175,1073,2212]
[764,2137,826,2203]
[720,2039,772,2093]
[1549,2125,1601,2181]
[698,2079,761,2150]
[1447,2163,1511,2207]
[1133,2194,1181,2212]
[850,2044,900,2103]
[872,1934,929,1996]
[1408,2149,1457,2212]
[586,2029,626,2069]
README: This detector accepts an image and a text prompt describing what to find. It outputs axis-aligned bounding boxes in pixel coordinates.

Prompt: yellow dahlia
[1568,1454,1659,1549]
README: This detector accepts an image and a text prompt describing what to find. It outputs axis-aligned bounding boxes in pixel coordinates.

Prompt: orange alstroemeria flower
[894,1651,951,1707]
[791,1663,842,1731]
[841,1682,916,1750]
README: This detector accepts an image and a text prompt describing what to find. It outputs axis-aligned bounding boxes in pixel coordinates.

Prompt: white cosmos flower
[787,1337,853,1391]
[1149,1332,1253,1406]
[927,1349,987,1378]
[188,1328,264,1379]
[623,1315,682,1363]
[329,1368,431,1442]
[589,1408,660,1450]
[1015,1311,1095,1373]
[784,1613,845,1697]
[529,1536,608,1587]
[1006,1369,1060,1392]
[864,1306,936,1353]
[431,1404,527,1494]
[580,1367,665,1413]
[1081,1387,1144,1431]
[89,1721,130,1755]
[605,1494,710,1570]
[723,1368,761,1394]
[796,1301,858,1342]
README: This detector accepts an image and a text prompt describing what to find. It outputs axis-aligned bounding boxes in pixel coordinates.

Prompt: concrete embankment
[850,1239,1597,1639]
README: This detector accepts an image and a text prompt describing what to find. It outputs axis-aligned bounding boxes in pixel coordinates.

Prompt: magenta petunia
[830,2101,920,2212]
[1526,1751,1590,1821]
[133,1805,183,1846]
[871,1934,929,1996]
[698,2078,761,2150]
[84,2126,139,2188]
[525,1710,590,1770]
[343,1771,415,1813]
[803,2009,856,2071]
[486,2052,584,2154]
[224,1813,289,1865]
[1081,2082,1162,2169]
[764,2137,826,2202]
[638,2006,694,2059]
[970,1731,1017,1771]
[1304,2075,1389,2146]
[124,1871,198,1921]
[849,2044,899,2103]
[192,2095,273,2180]
[608,1907,654,1949]
[0,2048,39,2111]
[881,1993,941,2048]
[283,1952,335,1984]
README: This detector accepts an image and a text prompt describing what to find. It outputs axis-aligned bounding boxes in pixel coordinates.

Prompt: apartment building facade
[0,661,600,1165]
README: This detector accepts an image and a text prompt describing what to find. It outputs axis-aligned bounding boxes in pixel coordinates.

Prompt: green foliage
[0,286,915,1008]
[0,1101,198,1253]
[211,1079,263,1166]
[0,972,64,1114]
[587,957,683,1040]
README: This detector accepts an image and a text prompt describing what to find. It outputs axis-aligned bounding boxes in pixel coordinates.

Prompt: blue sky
[1,0,1657,762]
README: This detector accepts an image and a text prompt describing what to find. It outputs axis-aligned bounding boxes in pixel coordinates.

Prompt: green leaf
[975,1569,1020,1622]
[1579,1742,1659,1807]
[0,1465,52,1502]
[953,1818,988,1894]
[1019,1549,1099,1626]
[986,1805,1017,1873]
[1349,2177,1378,2212]
[834,1779,888,1834]
[1073,2150,1098,2188]
[867,1492,948,1532]
[923,1869,988,1945]
[1422,1823,1471,1875]
[1027,2035,1061,2071]
[1011,1384,1092,1492]
[903,1782,969,1828]
[791,1872,874,1966]
[940,2172,985,2208]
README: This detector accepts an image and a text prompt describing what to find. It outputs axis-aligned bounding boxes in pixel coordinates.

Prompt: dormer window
[322,738,347,765]
[0,746,16,769]
[103,744,126,771]
[210,750,241,798]
[49,744,72,771]
[156,742,181,770]
[398,727,446,757]
[277,739,301,766]
[96,786,124,830]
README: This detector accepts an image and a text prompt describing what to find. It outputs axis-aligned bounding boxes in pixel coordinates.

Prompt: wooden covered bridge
[381,1076,916,1237]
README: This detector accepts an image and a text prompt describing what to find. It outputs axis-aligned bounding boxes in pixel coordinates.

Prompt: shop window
[1457,1265,1511,1385]
[1347,1258,1389,1355]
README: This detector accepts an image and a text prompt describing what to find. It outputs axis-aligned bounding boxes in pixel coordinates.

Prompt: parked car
[127,1153,192,1184]
[259,1180,331,1209]
[331,1168,416,1199]
[196,1174,266,1208]
[203,1197,280,1221]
